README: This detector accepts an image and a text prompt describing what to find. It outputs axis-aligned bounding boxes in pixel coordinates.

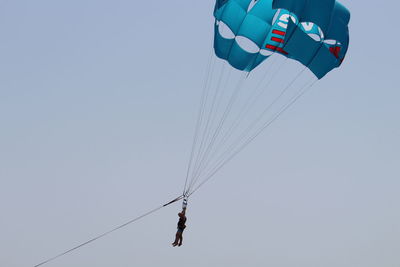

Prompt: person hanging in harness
[172,198,188,247]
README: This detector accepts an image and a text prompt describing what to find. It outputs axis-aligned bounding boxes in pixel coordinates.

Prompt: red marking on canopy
[272,29,286,36]
[271,37,284,43]
[329,46,341,59]
[265,44,288,55]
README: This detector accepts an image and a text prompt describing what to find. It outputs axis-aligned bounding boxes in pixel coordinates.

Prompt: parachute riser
[182,196,188,210]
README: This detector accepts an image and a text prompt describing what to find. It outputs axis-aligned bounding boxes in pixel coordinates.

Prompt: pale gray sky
[0,1,399,267]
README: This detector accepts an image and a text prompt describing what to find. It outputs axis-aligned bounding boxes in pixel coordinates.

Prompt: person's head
[178,212,184,217]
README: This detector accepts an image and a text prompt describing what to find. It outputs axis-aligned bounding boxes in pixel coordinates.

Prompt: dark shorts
[177,227,185,233]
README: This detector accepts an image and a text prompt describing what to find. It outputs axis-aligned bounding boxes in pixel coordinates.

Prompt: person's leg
[178,234,183,246]
[172,232,179,246]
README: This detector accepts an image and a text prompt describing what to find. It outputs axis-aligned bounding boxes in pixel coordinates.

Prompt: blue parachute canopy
[213,0,350,79]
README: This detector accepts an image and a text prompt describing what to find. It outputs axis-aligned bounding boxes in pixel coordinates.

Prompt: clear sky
[1,1,399,267]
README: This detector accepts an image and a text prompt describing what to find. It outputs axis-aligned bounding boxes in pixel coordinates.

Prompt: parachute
[32,3,351,265]
[182,0,350,197]
[214,0,350,78]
